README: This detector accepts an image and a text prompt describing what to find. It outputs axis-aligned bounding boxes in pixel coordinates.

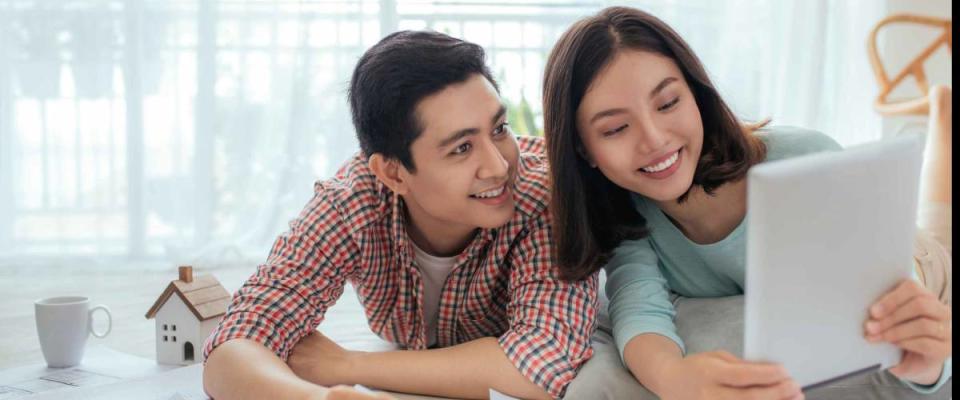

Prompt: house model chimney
[179,266,194,283]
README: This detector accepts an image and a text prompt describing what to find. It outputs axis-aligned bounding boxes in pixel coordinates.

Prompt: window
[163,336,168,342]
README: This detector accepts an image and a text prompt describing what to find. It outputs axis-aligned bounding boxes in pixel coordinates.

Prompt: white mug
[34,296,112,368]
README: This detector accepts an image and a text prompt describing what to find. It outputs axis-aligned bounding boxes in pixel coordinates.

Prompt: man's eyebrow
[437,105,507,149]
[588,77,678,125]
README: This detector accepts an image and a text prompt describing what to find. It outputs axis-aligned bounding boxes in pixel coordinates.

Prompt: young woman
[543,6,952,400]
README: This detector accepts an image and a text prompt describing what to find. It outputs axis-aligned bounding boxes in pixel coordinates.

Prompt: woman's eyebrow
[649,76,677,99]
[588,76,678,125]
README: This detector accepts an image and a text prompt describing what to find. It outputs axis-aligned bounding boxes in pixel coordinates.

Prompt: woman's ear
[368,154,410,195]
[577,144,597,168]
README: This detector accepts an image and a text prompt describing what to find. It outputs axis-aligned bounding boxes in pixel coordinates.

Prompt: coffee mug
[34,296,112,367]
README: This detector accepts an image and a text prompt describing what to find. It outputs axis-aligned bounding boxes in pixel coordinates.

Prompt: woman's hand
[659,350,803,400]
[866,279,952,385]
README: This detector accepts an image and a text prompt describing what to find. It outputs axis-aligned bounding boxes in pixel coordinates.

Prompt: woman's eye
[603,124,628,137]
[493,122,510,136]
[658,97,680,112]
[452,142,472,155]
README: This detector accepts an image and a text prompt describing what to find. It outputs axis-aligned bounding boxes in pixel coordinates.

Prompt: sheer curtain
[0,0,889,268]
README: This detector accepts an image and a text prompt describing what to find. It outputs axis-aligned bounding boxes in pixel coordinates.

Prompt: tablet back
[744,134,924,388]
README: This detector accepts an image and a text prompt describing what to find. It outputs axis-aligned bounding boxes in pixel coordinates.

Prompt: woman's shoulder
[755,125,843,162]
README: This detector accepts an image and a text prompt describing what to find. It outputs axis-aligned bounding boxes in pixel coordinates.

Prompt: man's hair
[349,30,498,172]
[542,6,768,281]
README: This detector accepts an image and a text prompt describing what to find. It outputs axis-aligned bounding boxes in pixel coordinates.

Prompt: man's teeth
[641,151,679,173]
[472,185,505,199]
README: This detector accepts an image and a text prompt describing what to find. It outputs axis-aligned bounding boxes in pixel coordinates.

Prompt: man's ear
[368,154,410,195]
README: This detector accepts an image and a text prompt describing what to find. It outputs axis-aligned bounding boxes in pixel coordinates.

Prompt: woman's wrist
[905,362,944,386]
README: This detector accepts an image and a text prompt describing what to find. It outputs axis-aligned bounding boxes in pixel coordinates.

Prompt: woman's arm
[622,334,802,400]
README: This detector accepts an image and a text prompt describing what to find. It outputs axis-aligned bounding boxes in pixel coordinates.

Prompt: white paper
[18,364,207,400]
[488,388,521,400]
[0,345,176,399]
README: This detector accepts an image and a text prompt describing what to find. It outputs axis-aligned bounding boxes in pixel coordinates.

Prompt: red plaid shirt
[203,136,598,398]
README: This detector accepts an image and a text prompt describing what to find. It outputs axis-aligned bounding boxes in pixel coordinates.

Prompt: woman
[543,6,951,400]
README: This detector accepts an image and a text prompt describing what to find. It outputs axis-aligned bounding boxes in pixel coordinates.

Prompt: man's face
[398,73,519,236]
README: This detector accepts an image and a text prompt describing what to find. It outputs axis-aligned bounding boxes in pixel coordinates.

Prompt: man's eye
[493,122,510,136]
[658,97,680,112]
[452,142,472,155]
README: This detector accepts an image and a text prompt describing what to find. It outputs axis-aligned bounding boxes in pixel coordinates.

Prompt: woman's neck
[653,179,747,245]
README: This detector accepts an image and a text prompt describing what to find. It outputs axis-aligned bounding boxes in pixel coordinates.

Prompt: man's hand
[289,331,361,387]
[317,385,395,400]
[866,279,952,385]
[659,351,803,400]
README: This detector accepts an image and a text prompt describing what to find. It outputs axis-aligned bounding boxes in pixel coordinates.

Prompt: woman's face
[575,50,703,202]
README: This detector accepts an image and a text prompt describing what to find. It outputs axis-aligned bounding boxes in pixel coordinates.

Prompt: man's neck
[402,200,477,257]
[653,179,747,245]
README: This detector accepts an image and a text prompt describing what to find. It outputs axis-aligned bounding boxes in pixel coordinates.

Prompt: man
[202,30,598,400]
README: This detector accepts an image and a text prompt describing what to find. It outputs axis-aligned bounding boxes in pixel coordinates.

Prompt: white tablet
[744,134,925,389]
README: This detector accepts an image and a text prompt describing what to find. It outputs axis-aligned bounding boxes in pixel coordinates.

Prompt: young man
[201,31,598,400]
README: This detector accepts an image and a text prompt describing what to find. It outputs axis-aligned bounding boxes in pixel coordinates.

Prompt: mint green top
[604,126,951,393]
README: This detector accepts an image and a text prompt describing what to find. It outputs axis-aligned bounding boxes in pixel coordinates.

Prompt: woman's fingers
[866,294,947,336]
[713,379,802,400]
[867,316,946,343]
[870,280,926,319]
[714,361,791,387]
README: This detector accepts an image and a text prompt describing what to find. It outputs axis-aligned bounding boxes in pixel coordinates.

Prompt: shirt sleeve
[202,182,360,363]
[604,236,685,359]
[497,214,599,399]
[902,357,952,394]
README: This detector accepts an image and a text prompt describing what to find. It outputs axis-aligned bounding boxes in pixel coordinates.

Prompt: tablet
[744,134,925,389]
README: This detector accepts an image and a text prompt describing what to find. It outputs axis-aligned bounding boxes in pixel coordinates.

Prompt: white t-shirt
[410,239,458,347]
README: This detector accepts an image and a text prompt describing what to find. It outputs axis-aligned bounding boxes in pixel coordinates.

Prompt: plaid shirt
[203,136,598,398]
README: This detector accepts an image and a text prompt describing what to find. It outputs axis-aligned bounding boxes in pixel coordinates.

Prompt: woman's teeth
[471,185,505,199]
[641,151,679,173]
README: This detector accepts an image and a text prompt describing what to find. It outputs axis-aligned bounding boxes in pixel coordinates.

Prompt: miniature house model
[145,266,230,365]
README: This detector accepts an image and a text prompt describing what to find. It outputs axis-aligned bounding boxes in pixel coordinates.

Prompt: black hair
[349,30,498,172]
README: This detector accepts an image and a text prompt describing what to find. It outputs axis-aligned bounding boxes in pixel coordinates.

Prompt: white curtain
[0,0,891,268]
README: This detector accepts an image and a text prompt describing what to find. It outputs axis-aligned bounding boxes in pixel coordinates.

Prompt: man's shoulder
[314,153,392,234]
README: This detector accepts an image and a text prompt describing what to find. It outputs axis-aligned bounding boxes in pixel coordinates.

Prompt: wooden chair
[867,14,952,116]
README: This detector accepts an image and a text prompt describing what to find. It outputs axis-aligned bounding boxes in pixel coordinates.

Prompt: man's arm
[289,216,598,399]
[204,339,327,400]
[202,183,362,399]
[290,334,551,399]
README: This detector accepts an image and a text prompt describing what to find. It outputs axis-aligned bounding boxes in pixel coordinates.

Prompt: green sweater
[604,126,951,393]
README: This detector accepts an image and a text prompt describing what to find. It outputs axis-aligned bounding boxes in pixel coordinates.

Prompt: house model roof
[145,266,231,321]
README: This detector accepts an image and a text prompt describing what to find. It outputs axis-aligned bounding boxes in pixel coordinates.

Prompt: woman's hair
[543,6,768,281]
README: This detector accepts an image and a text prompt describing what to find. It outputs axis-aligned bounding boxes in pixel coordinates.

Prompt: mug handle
[88,305,112,338]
